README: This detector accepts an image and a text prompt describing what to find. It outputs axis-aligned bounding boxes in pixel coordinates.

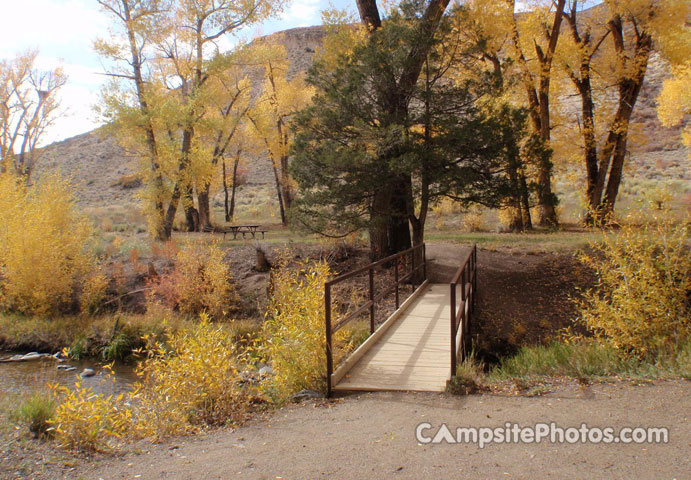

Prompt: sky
[0,0,353,145]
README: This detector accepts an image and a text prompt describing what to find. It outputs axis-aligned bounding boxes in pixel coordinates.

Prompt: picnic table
[204,224,267,240]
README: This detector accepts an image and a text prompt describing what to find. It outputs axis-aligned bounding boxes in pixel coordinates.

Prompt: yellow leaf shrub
[80,265,110,314]
[132,317,251,439]
[263,258,349,400]
[462,208,486,233]
[578,217,691,358]
[50,376,133,452]
[148,240,236,318]
[0,172,96,315]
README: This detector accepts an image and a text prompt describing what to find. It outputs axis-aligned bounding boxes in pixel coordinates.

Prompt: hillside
[35,24,689,214]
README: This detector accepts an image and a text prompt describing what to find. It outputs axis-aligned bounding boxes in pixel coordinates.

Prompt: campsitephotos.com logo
[415,422,669,449]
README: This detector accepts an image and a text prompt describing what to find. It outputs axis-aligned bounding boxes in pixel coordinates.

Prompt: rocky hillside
[35,24,688,209]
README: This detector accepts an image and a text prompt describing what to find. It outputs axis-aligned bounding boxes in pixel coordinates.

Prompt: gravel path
[69,381,690,479]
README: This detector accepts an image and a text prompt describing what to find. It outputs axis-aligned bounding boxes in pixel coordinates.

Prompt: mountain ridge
[34,24,689,209]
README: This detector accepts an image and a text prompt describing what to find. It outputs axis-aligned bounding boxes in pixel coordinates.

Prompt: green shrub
[578,218,691,358]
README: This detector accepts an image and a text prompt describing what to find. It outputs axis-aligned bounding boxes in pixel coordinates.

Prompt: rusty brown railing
[450,245,478,376]
[325,243,427,395]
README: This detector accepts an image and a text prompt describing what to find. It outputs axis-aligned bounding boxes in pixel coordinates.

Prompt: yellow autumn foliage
[50,374,133,452]
[148,240,236,318]
[262,257,360,401]
[262,258,332,400]
[657,62,691,156]
[0,172,97,315]
[132,317,252,439]
[578,215,691,358]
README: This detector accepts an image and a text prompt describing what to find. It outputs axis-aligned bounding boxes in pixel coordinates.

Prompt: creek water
[0,352,137,396]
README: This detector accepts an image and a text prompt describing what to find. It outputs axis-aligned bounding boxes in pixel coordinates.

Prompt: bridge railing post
[325,282,333,397]
[394,260,400,309]
[368,267,375,334]
[411,249,416,292]
[450,282,457,377]
[423,243,427,281]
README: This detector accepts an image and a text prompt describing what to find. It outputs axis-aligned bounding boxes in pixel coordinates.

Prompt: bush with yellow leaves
[50,373,133,451]
[0,172,98,315]
[578,216,691,358]
[262,258,353,401]
[132,317,252,439]
[148,240,236,318]
[80,265,110,315]
[462,207,486,232]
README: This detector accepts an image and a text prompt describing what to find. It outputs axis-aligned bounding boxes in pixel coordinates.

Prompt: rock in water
[80,368,96,378]
[0,352,53,362]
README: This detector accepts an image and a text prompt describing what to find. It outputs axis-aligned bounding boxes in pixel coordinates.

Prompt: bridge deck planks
[333,284,456,392]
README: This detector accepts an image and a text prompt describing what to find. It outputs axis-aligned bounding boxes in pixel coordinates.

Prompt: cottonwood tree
[559,0,690,223]
[657,62,691,156]
[505,0,566,227]
[221,140,247,221]
[246,41,313,226]
[96,0,284,238]
[446,3,537,231]
[97,0,179,239]
[195,50,253,228]
[0,50,66,181]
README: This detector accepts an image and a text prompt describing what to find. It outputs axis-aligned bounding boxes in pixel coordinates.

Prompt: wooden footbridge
[325,244,477,395]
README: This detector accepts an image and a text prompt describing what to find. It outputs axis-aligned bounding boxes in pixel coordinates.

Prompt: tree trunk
[519,169,533,229]
[179,127,199,232]
[121,0,168,240]
[355,0,382,31]
[183,185,199,232]
[369,187,391,261]
[410,216,425,284]
[505,164,524,232]
[222,157,230,222]
[590,18,651,224]
[508,0,565,228]
[602,134,628,216]
[280,154,293,211]
[197,186,211,230]
[580,78,600,223]
[162,181,182,239]
[388,174,412,255]
[271,159,286,225]
[230,153,240,220]
[536,77,558,227]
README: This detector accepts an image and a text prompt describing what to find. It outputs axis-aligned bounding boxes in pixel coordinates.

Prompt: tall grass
[13,392,56,438]
[489,341,634,380]
[489,339,691,382]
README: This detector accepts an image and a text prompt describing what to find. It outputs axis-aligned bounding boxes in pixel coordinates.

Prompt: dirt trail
[426,243,593,361]
[69,381,690,479]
